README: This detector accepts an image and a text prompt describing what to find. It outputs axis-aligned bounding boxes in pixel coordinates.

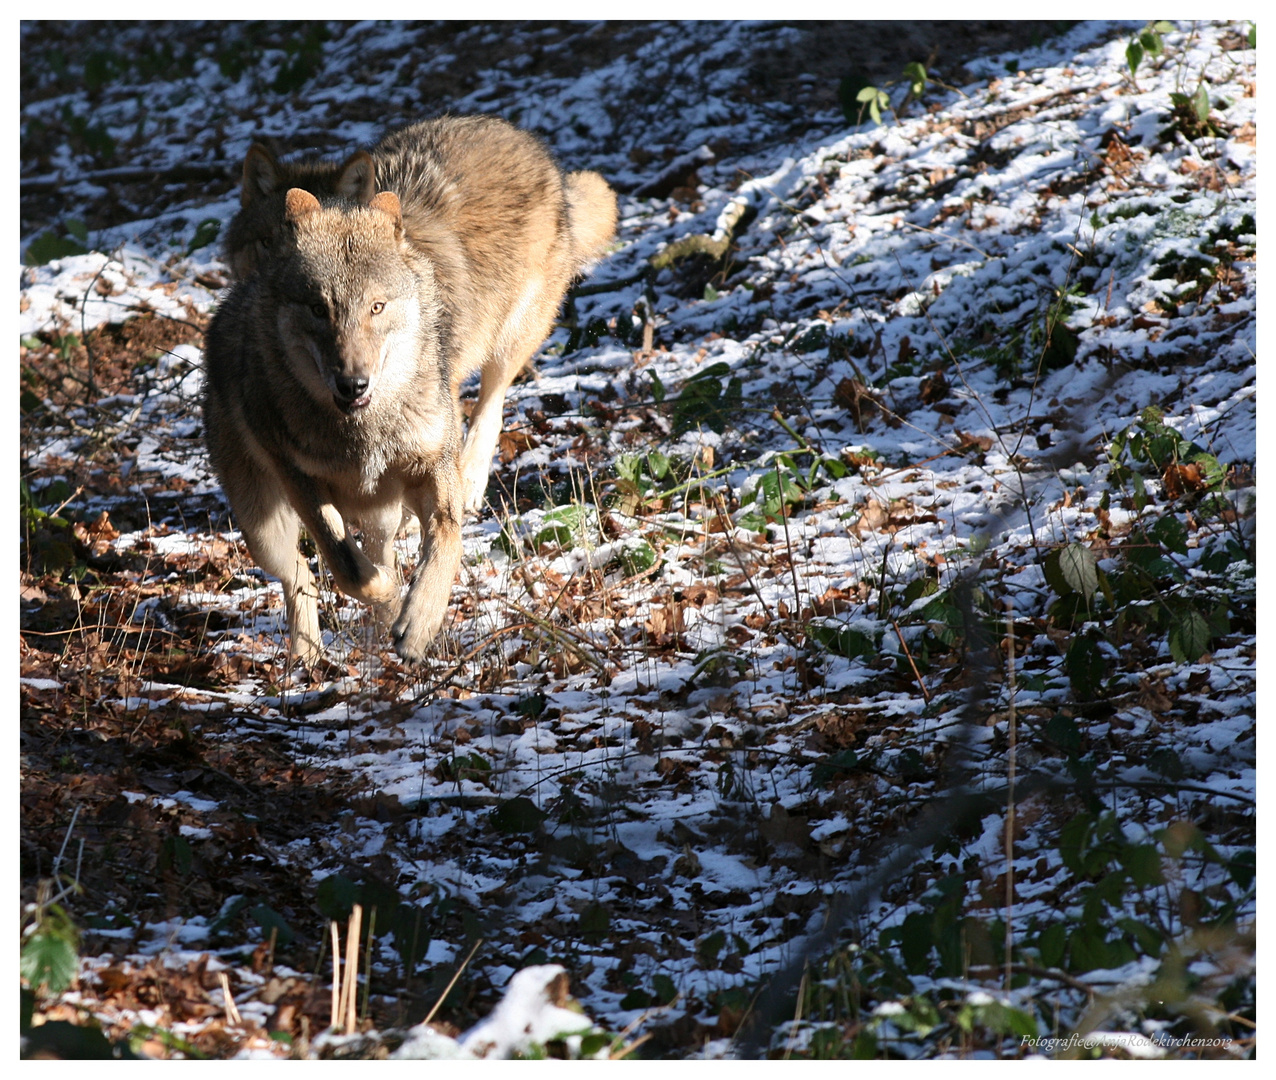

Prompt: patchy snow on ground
[20,18,1255,1059]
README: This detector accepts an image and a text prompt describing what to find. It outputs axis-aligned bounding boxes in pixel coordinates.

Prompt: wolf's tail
[564,170,618,274]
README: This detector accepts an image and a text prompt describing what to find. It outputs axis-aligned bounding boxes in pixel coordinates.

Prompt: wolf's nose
[335,375,369,401]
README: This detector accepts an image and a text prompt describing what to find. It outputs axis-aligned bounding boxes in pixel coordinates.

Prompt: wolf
[223,118,616,511]
[203,116,617,663]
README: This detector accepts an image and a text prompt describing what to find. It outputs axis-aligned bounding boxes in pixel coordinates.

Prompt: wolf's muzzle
[334,374,372,411]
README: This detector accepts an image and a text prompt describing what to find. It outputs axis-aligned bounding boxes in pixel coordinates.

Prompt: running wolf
[203,116,617,663]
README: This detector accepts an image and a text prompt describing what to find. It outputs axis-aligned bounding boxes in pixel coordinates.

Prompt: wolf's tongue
[335,392,372,413]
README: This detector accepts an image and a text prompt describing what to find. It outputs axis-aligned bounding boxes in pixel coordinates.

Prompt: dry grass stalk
[328,920,341,1030]
[219,970,243,1026]
[423,936,483,1027]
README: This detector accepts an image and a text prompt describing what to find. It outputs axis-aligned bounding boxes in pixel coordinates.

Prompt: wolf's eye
[310,303,327,319]
[370,301,385,316]
[257,236,271,250]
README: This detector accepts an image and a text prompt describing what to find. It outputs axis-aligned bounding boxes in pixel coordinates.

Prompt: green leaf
[896,911,934,973]
[850,1029,879,1058]
[187,217,222,255]
[651,973,678,1005]
[1146,748,1184,782]
[249,903,296,945]
[21,1019,133,1059]
[1066,635,1106,700]
[669,362,737,436]
[1149,514,1188,555]
[1192,83,1210,123]
[1117,917,1164,956]
[442,752,491,784]
[1037,921,1066,969]
[24,229,89,265]
[1121,843,1165,887]
[316,874,359,921]
[1058,812,1095,875]
[209,893,250,935]
[809,621,876,661]
[978,1001,1039,1039]
[1044,713,1082,755]
[513,691,547,719]
[1228,850,1255,890]
[1058,543,1099,598]
[902,577,940,606]
[703,283,719,302]
[1168,604,1211,663]
[533,503,594,548]
[579,1033,612,1057]
[619,989,651,1010]
[1126,39,1144,76]
[21,928,79,995]
[855,85,887,125]
[490,796,547,834]
[649,370,665,403]
[615,538,657,575]
[697,929,726,965]
[1139,29,1163,56]
[903,61,927,97]
[812,748,861,788]
[1068,926,1115,974]
[899,995,940,1034]
[579,902,610,946]
[159,834,194,876]
[64,218,89,244]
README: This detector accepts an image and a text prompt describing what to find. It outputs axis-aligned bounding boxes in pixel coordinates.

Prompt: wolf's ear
[284,188,323,222]
[369,191,403,236]
[241,143,280,207]
[336,151,376,203]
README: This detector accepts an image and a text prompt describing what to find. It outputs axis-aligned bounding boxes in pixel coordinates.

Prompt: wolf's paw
[288,635,325,668]
[390,586,446,661]
[458,450,492,515]
[391,608,445,662]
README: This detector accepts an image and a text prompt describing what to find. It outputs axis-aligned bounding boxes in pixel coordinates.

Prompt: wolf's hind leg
[458,364,515,514]
[356,502,406,632]
[279,470,398,608]
[458,281,560,513]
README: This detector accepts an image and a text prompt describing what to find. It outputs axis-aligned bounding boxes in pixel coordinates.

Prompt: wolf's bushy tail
[564,170,618,274]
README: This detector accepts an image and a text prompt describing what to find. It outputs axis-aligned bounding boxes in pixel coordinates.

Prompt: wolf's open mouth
[336,393,372,412]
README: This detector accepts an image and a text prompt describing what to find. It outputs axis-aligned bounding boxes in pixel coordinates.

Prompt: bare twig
[891,619,931,704]
[422,937,484,1027]
[1003,599,1017,994]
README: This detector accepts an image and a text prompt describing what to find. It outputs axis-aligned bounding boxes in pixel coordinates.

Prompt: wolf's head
[223,144,376,281]
[269,188,433,416]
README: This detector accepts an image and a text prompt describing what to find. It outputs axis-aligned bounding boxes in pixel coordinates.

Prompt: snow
[19,17,1257,1061]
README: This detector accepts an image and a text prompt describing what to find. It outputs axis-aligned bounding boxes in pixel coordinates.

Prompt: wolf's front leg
[217,457,324,666]
[393,470,463,661]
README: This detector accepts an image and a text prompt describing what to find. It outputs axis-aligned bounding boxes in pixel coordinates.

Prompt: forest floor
[19,19,1255,1060]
